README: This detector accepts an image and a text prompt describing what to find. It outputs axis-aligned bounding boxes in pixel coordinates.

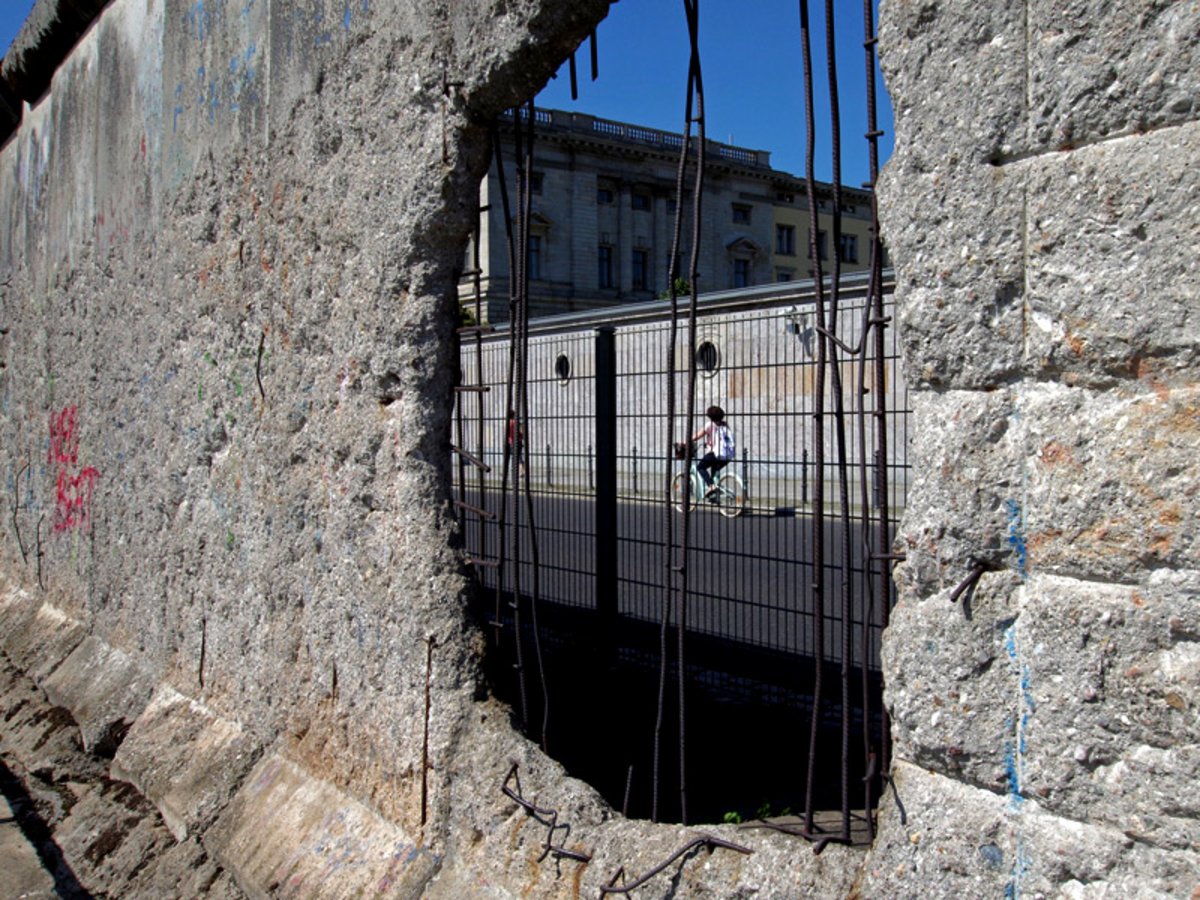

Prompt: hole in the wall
[694,340,720,376]
[451,0,897,833]
[553,352,571,383]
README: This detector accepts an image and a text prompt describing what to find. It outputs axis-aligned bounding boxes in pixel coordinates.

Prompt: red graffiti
[48,406,100,533]
[48,405,79,467]
[55,467,100,533]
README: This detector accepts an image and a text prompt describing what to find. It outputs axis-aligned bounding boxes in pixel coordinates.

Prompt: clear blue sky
[0,1,35,60]
[0,0,892,186]
[538,0,893,187]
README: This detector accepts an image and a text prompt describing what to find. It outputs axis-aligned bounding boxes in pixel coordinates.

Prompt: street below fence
[458,487,891,665]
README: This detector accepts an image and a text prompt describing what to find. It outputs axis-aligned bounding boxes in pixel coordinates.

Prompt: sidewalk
[0,794,57,899]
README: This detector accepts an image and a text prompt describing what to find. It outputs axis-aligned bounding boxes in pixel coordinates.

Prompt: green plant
[656,277,691,300]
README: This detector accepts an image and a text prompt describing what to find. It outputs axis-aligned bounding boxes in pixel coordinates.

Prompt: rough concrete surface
[0,0,868,895]
[1,0,1199,896]
[875,0,1200,896]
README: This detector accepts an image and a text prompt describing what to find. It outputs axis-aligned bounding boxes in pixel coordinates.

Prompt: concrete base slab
[112,685,262,842]
[0,587,40,652]
[1,601,86,685]
[42,635,155,756]
[862,759,1200,898]
[205,753,441,899]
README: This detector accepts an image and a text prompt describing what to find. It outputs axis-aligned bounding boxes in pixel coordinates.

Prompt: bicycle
[671,443,746,518]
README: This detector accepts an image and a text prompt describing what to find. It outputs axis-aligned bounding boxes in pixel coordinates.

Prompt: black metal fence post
[632,446,639,496]
[741,447,749,502]
[802,448,809,506]
[546,443,552,487]
[595,327,618,646]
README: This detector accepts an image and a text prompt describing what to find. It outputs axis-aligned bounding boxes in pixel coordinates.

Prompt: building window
[632,249,648,290]
[775,224,795,256]
[666,198,677,214]
[531,171,544,195]
[732,203,752,225]
[809,230,828,261]
[776,268,793,282]
[528,235,542,280]
[597,183,615,205]
[631,192,651,211]
[838,234,858,263]
[732,258,750,288]
[695,340,720,375]
[598,245,614,288]
[775,191,795,204]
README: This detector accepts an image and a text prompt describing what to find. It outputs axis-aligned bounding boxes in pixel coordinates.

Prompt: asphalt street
[459,488,893,664]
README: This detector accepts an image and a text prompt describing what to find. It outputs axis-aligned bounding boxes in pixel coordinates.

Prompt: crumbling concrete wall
[0,0,867,896]
[2,0,1198,896]
[866,0,1200,895]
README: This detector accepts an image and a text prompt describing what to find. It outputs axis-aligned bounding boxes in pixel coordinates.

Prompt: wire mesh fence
[453,276,905,667]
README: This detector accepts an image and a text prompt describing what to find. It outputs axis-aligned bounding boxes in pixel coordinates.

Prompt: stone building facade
[465,107,876,321]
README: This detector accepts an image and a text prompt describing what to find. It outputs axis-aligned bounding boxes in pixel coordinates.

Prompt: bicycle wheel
[715,472,746,518]
[671,472,695,512]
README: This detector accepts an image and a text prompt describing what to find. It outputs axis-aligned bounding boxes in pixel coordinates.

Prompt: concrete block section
[887,568,1200,853]
[899,380,1198,592]
[878,160,1026,389]
[1,601,87,685]
[1019,381,1198,580]
[893,390,1023,596]
[41,635,156,756]
[883,571,1024,793]
[205,753,440,899]
[879,0,1027,166]
[862,760,1200,898]
[0,586,40,647]
[1025,123,1200,380]
[1029,0,1200,151]
[111,685,262,842]
[1016,571,1200,852]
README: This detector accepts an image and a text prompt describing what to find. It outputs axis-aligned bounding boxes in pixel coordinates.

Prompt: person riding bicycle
[689,405,736,499]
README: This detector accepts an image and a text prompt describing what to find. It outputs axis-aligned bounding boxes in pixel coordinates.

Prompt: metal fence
[455,276,905,659]
[451,0,898,845]
[452,274,907,825]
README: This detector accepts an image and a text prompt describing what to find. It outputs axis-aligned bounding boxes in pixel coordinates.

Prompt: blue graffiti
[229,44,258,111]
[1005,498,1027,579]
[185,0,213,42]
[1004,625,1035,897]
[1004,839,1030,898]
[1003,623,1035,809]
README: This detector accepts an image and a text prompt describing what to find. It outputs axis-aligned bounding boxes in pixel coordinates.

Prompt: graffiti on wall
[48,405,100,533]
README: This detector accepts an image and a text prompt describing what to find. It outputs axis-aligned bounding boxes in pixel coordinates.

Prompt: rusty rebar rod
[949,562,987,604]
[421,635,436,827]
[599,834,752,894]
[11,458,29,564]
[501,763,592,863]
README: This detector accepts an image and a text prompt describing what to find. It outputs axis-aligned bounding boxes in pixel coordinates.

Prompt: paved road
[458,489,894,663]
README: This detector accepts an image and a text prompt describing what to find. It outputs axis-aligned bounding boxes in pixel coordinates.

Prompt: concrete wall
[0,0,864,896]
[1,0,1197,896]
[864,0,1200,896]
[454,279,909,513]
